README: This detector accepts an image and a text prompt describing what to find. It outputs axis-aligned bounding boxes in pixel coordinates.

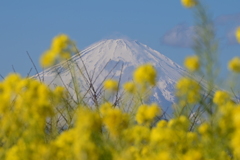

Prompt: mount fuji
[36,38,189,115]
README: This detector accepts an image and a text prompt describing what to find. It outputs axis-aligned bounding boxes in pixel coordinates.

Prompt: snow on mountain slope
[36,38,188,114]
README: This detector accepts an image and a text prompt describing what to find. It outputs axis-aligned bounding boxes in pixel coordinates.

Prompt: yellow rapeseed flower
[53,86,66,102]
[5,145,19,160]
[213,90,230,106]
[54,129,75,149]
[51,34,70,53]
[59,52,71,59]
[53,129,76,159]
[175,77,201,105]
[198,123,209,135]
[54,86,65,96]
[75,107,102,132]
[236,27,240,43]
[186,132,197,142]
[100,102,113,115]
[136,104,160,125]
[133,64,157,86]
[156,120,168,128]
[123,81,136,93]
[136,105,148,124]
[231,130,240,158]
[183,150,202,160]
[168,116,189,131]
[103,79,118,91]
[103,108,129,137]
[4,73,21,91]
[124,126,150,144]
[146,103,161,119]
[181,0,198,8]
[157,152,171,160]
[228,57,240,73]
[40,34,75,68]
[184,55,200,72]
[232,107,240,128]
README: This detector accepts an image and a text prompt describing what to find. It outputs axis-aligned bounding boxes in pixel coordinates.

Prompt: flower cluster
[175,77,201,105]
[184,55,200,72]
[101,105,129,137]
[3,82,240,160]
[229,57,240,73]
[40,34,77,67]
[0,62,239,160]
[213,90,230,106]
[123,81,136,93]
[0,74,65,160]
[181,0,198,8]
[228,29,240,73]
[236,27,240,43]
[135,103,161,125]
[103,79,118,92]
[133,64,157,86]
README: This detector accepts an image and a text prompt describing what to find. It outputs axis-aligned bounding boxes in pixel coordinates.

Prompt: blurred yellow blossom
[136,103,161,125]
[228,57,240,73]
[176,77,201,105]
[40,51,56,68]
[187,132,198,142]
[103,108,129,137]
[51,34,70,53]
[123,81,136,93]
[236,27,240,43]
[53,129,76,159]
[103,79,118,91]
[198,123,209,135]
[213,90,230,106]
[157,151,172,160]
[168,116,189,131]
[123,125,150,144]
[181,0,198,8]
[133,64,157,86]
[184,55,200,72]
[40,34,76,68]
[75,107,102,132]
[100,102,113,115]
[183,150,202,160]
[232,107,240,128]
[156,120,168,128]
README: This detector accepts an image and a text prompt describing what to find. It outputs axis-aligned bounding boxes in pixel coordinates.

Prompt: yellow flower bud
[103,79,118,91]
[184,55,200,72]
[123,82,136,93]
[133,64,157,86]
[228,57,240,73]
[181,0,198,8]
[236,27,240,43]
[213,90,230,106]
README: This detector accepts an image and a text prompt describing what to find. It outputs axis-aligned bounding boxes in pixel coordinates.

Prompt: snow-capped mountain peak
[37,38,187,115]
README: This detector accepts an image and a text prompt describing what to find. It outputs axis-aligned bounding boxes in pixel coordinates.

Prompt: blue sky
[1,0,240,77]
